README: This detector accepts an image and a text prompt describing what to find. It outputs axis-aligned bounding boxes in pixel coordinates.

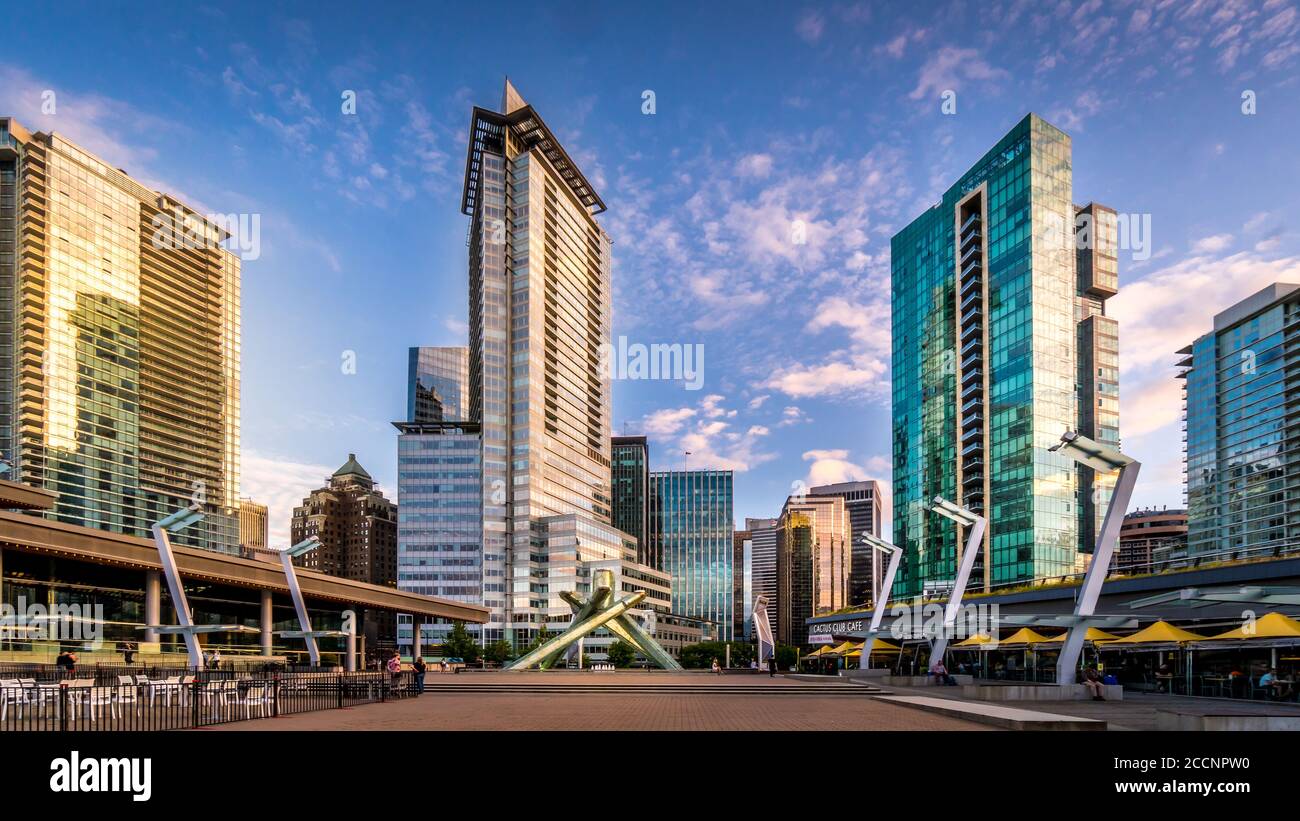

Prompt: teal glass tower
[649,469,735,640]
[891,113,1120,598]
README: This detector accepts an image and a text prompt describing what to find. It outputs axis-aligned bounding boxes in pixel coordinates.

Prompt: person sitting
[1260,668,1289,700]
[929,659,956,685]
[1082,665,1106,700]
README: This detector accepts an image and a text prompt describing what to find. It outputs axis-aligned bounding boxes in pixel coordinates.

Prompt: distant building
[809,481,882,606]
[1117,508,1188,572]
[1180,283,1300,556]
[746,517,778,640]
[408,346,469,424]
[649,469,735,641]
[611,435,651,565]
[733,528,750,641]
[238,499,269,554]
[776,510,815,647]
[291,454,398,652]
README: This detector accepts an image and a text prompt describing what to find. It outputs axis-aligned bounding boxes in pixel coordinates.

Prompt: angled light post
[752,594,775,668]
[860,532,903,663]
[1048,430,1140,687]
[925,495,986,666]
[273,536,351,668]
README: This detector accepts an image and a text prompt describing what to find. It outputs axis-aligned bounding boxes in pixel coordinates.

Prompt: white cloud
[910,46,1008,100]
[1192,233,1234,253]
[240,450,337,548]
[796,11,825,43]
[735,153,774,178]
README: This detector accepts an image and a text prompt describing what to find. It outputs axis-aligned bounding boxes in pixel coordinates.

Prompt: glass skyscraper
[611,435,651,565]
[461,80,616,647]
[0,117,241,553]
[891,113,1121,597]
[1180,283,1300,556]
[809,480,883,606]
[649,469,735,640]
[408,346,469,424]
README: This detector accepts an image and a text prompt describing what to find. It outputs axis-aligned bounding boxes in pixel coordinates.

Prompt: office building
[746,516,778,634]
[461,80,615,646]
[809,481,883,606]
[775,493,850,647]
[1180,283,1300,556]
[0,117,241,553]
[891,113,1121,597]
[1117,507,1188,572]
[611,435,651,565]
[733,527,750,641]
[394,419,483,651]
[238,498,268,554]
[775,510,815,647]
[649,469,735,640]
[408,346,469,424]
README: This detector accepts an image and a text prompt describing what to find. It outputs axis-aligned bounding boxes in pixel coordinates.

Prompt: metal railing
[0,671,397,731]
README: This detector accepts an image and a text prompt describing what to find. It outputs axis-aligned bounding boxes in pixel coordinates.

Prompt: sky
[3,0,1300,547]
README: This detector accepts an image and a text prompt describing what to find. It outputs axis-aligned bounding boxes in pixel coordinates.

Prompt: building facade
[611,435,651,565]
[1180,283,1300,556]
[461,80,616,647]
[238,498,268,554]
[809,481,883,606]
[746,516,778,636]
[408,346,469,424]
[891,113,1120,598]
[0,117,241,553]
[394,420,483,651]
[649,469,735,641]
[1117,507,1188,572]
[776,510,815,647]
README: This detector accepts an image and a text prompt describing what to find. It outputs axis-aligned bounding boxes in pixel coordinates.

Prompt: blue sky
[3,0,1300,545]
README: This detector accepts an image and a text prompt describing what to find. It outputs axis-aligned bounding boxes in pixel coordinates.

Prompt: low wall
[1156,710,1300,731]
[879,674,975,687]
[961,683,1124,701]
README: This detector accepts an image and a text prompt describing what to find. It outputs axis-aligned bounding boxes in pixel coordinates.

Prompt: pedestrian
[413,655,427,694]
[55,649,76,678]
[711,657,723,675]
[122,640,136,665]
[387,650,403,691]
[767,655,776,678]
[211,648,222,670]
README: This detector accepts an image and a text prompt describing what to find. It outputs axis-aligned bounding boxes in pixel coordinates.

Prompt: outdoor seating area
[0,665,404,731]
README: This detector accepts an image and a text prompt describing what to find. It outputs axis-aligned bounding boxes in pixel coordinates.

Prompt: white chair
[148,677,181,707]
[235,683,272,719]
[62,679,96,720]
[117,675,136,685]
[115,683,140,718]
[0,679,28,722]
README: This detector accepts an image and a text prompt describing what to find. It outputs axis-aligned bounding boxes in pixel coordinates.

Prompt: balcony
[960,291,982,312]
[960,306,982,328]
[960,337,982,356]
[961,396,983,414]
[960,212,981,233]
[961,441,984,457]
[960,244,980,265]
[961,258,982,278]
[960,275,982,296]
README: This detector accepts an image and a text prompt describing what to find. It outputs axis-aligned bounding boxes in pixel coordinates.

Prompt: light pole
[925,496,986,666]
[1048,431,1140,687]
[149,504,208,668]
[274,537,325,667]
[859,532,903,664]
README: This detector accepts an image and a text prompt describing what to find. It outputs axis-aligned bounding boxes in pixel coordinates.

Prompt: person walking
[387,650,403,693]
[412,655,427,695]
[767,655,776,678]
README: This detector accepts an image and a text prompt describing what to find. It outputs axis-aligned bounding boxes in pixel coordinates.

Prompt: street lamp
[925,495,987,665]
[1048,430,1141,687]
[272,537,335,668]
[859,532,903,663]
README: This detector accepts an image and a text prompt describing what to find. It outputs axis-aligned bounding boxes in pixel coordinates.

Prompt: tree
[775,644,799,671]
[523,625,554,655]
[606,640,636,668]
[484,639,514,664]
[441,621,480,664]
[678,640,755,669]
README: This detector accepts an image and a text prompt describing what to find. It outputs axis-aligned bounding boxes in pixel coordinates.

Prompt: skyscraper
[891,113,1120,597]
[809,480,883,606]
[776,493,851,645]
[238,498,269,553]
[746,516,778,627]
[408,346,469,424]
[1180,283,1300,556]
[611,435,651,565]
[461,80,614,646]
[650,469,735,640]
[775,510,814,647]
[0,117,241,553]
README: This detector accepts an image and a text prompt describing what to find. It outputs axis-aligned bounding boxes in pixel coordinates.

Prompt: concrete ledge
[1156,710,1300,731]
[961,683,1123,701]
[876,695,1105,731]
[880,674,974,687]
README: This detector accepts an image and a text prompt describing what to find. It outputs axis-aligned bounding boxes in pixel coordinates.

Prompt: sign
[808,633,835,645]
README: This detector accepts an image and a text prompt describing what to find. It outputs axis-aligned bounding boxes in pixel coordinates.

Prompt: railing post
[191,680,200,728]
[59,685,68,732]
[337,674,344,709]
[273,676,279,718]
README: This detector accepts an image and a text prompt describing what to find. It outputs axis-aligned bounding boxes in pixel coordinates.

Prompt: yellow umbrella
[954,633,994,647]
[800,646,835,659]
[1037,628,1122,644]
[1107,621,1205,644]
[829,641,858,655]
[995,628,1057,648]
[1203,612,1300,641]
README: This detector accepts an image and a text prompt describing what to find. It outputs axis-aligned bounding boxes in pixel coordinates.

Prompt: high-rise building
[746,517,778,632]
[1117,507,1188,572]
[238,498,269,553]
[649,469,735,640]
[891,113,1120,597]
[394,419,483,650]
[776,493,851,646]
[775,510,815,647]
[733,527,750,641]
[0,117,241,553]
[291,453,399,652]
[809,481,883,606]
[408,346,469,424]
[1180,283,1300,556]
[461,80,615,646]
[611,435,651,565]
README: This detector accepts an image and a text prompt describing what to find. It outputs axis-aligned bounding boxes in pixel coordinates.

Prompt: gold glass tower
[0,117,241,553]
[461,81,615,645]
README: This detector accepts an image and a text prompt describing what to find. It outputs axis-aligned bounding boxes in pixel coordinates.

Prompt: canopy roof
[996,628,1057,647]
[1106,620,1205,644]
[1036,628,1122,643]
[1203,612,1300,641]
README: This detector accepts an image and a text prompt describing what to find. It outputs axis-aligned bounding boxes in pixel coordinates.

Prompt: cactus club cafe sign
[808,618,869,644]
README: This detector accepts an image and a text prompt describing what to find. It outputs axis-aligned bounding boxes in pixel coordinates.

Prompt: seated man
[929,659,957,685]
[1082,665,1106,700]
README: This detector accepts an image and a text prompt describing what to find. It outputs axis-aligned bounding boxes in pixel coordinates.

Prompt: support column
[411,616,422,661]
[144,570,161,644]
[260,590,273,656]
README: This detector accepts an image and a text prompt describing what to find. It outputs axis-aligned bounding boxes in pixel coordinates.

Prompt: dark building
[809,481,883,607]
[291,454,399,652]
[612,435,652,565]
[776,510,815,648]
[1116,508,1188,572]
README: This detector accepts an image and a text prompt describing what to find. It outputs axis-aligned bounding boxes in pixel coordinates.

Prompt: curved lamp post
[272,537,352,668]
[1048,431,1140,687]
[925,496,987,665]
[860,533,903,663]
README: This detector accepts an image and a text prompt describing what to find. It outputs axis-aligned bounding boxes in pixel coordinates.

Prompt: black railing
[0,671,395,732]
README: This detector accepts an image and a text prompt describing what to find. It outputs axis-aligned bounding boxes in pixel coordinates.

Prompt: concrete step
[415,683,885,696]
[874,694,1106,730]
